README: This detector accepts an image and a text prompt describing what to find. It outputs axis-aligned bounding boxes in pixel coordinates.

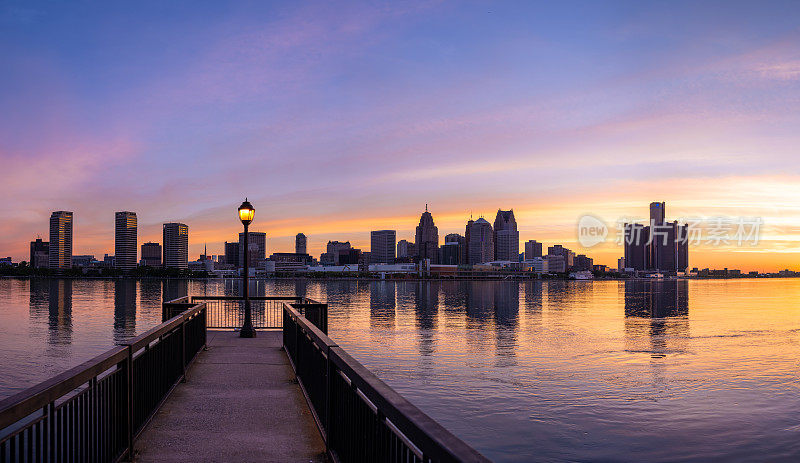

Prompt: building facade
[370,230,396,264]
[524,240,542,259]
[239,232,266,268]
[547,245,575,270]
[415,207,439,264]
[140,242,162,267]
[493,209,520,261]
[443,233,466,265]
[396,240,416,262]
[114,211,138,271]
[295,233,307,255]
[29,238,49,269]
[163,223,188,269]
[224,241,240,266]
[466,218,493,264]
[623,202,689,273]
[49,211,73,271]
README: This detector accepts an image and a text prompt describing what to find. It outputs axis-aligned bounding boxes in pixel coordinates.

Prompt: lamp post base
[239,326,257,338]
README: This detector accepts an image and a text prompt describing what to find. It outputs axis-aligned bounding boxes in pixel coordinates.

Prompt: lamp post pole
[239,199,256,338]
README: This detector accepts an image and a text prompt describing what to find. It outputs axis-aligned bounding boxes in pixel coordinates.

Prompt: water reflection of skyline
[624,280,690,359]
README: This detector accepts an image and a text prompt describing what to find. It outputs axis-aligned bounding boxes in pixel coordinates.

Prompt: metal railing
[0,303,207,462]
[283,303,489,463]
[163,296,325,331]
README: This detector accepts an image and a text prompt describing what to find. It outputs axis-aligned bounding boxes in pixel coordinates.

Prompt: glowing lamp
[238,199,255,225]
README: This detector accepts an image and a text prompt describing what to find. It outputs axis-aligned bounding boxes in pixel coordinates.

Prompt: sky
[1,0,799,271]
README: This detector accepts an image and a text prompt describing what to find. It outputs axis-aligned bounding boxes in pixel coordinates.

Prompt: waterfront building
[268,252,312,272]
[440,241,460,265]
[321,241,354,266]
[114,211,138,271]
[624,202,689,273]
[29,238,49,269]
[525,256,549,273]
[71,255,95,267]
[547,245,574,270]
[573,254,593,271]
[224,241,240,266]
[415,206,439,264]
[396,239,416,263]
[466,217,493,264]
[239,232,266,269]
[493,209,520,262]
[544,254,566,273]
[524,240,542,260]
[295,233,307,255]
[140,242,162,267]
[163,223,189,269]
[49,211,73,272]
[370,230,396,264]
[618,257,626,272]
[443,233,466,265]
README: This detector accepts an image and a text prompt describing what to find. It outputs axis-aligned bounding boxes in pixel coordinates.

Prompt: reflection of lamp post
[238,199,256,338]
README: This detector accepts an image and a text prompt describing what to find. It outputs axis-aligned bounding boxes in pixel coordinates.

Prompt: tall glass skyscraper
[115,211,138,271]
[49,211,73,271]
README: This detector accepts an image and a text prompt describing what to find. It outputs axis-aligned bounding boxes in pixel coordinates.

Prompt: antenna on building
[425,203,428,212]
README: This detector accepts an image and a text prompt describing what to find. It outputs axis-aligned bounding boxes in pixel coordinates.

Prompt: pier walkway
[134,330,326,463]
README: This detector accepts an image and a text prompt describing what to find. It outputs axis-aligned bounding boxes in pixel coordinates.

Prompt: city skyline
[1,2,800,271]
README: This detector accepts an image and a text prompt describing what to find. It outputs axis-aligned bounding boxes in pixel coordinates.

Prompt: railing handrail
[190,296,306,301]
[0,346,128,430]
[0,302,205,431]
[127,304,204,352]
[283,303,490,463]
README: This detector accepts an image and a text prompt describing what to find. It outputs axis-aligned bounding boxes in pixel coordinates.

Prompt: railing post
[324,346,333,451]
[180,316,187,382]
[125,346,134,462]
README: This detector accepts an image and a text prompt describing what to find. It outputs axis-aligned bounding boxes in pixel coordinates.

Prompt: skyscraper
[623,223,647,270]
[114,211,138,271]
[49,211,73,271]
[140,242,162,267]
[415,206,439,264]
[624,202,689,273]
[239,232,266,268]
[295,233,307,255]
[493,209,519,261]
[370,230,396,264]
[524,240,542,259]
[547,245,575,269]
[30,238,49,269]
[163,223,188,269]
[444,233,466,265]
[224,241,240,266]
[466,218,493,264]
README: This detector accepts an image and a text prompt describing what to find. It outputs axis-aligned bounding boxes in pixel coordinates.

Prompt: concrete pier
[135,331,326,462]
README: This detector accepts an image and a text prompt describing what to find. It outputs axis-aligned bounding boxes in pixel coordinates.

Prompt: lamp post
[238,199,256,338]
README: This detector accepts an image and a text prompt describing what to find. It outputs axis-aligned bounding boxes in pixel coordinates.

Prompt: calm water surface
[1,277,799,462]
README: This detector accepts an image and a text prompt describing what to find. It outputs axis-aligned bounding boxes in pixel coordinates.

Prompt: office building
[573,254,594,271]
[547,245,575,269]
[524,240,542,259]
[321,241,352,266]
[49,211,73,271]
[140,242,162,267]
[466,217,493,264]
[544,254,566,273]
[114,211,138,271]
[29,238,49,269]
[239,232,266,268]
[415,206,439,264]
[224,241,240,266]
[163,223,188,269]
[493,209,519,261]
[295,233,307,255]
[396,240,416,262]
[444,233,466,265]
[624,202,689,273]
[370,230,396,264]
